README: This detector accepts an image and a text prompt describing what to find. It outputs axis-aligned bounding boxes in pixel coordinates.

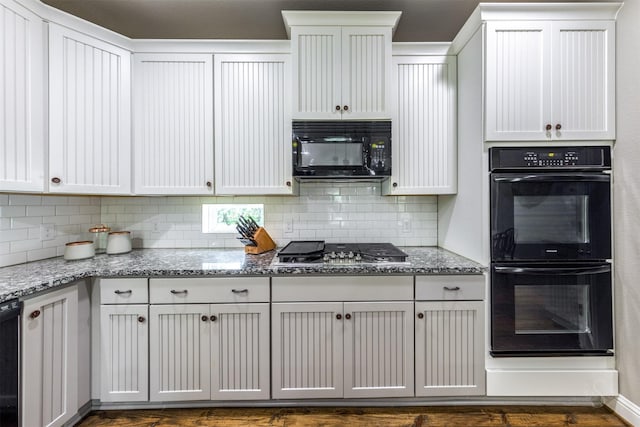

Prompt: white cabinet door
[133,54,214,195]
[343,301,414,398]
[485,20,615,142]
[48,23,131,194]
[214,54,294,195]
[551,21,615,140]
[291,26,392,120]
[0,0,44,192]
[149,304,211,401]
[415,301,485,396]
[341,26,392,119]
[291,26,342,119]
[388,55,457,195]
[22,286,78,427]
[210,303,270,400]
[271,302,344,399]
[100,304,149,402]
[485,21,552,141]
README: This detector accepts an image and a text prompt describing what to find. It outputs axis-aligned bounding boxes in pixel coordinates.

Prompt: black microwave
[292,121,391,179]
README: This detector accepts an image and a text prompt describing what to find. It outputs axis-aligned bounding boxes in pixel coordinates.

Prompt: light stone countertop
[0,247,485,303]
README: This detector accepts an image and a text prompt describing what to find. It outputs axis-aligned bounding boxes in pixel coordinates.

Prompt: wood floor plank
[78,406,630,427]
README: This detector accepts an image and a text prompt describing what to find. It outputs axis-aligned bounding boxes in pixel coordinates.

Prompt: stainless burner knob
[330,252,337,259]
[338,251,346,259]
[323,254,330,262]
[347,251,354,259]
[355,254,362,262]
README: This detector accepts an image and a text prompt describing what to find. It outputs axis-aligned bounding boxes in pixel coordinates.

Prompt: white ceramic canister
[106,231,132,255]
[64,241,95,260]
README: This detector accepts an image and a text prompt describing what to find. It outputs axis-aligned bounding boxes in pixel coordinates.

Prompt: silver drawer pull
[444,286,461,291]
[170,289,188,295]
[231,289,249,294]
[114,289,132,295]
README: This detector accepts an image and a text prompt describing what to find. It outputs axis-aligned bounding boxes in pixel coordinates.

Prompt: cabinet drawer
[272,276,413,302]
[415,275,485,301]
[149,277,269,304]
[99,278,148,304]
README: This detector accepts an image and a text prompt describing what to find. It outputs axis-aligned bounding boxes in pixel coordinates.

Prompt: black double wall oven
[489,146,613,356]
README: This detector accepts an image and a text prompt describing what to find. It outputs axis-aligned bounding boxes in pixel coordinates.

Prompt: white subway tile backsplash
[9,194,42,205]
[11,216,43,229]
[26,205,55,217]
[0,206,26,217]
[0,253,27,267]
[27,247,57,262]
[0,194,101,267]
[0,182,439,267]
[0,229,29,243]
[55,205,80,215]
[10,239,42,253]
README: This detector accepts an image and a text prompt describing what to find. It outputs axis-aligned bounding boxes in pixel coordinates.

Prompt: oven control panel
[490,146,611,170]
[522,151,580,167]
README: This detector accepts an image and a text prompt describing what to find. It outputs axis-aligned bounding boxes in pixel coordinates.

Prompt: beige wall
[614,0,640,405]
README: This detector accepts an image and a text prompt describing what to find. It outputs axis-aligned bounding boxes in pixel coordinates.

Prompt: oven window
[513,195,589,244]
[514,284,590,334]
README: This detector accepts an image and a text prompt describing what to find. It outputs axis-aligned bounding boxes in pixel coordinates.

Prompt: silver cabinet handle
[444,286,461,291]
[114,289,132,295]
[231,289,248,294]
[170,289,188,294]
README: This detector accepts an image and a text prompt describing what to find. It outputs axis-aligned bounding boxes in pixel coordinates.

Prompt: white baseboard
[606,395,640,426]
[486,369,618,397]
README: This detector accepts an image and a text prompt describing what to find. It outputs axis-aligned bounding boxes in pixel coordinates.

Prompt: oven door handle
[493,174,610,183]
[494,265,611,275]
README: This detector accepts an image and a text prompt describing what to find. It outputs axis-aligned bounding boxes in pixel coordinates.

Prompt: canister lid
[89,224,111,233]
[66,240,93,246]
[108,231,131,235]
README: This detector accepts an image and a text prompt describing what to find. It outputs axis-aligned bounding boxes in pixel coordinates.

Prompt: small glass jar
[89,224,111,253]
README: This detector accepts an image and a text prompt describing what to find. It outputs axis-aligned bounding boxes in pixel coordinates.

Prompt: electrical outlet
[401,219,411,232]
[284,218,294,233]
[40,224,56,241]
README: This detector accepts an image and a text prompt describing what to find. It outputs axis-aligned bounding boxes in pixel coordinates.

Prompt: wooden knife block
[244,227,277,254]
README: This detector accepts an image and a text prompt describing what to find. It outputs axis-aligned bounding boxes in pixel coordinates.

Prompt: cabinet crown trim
[282,11,402,38]
[450,2,622,54]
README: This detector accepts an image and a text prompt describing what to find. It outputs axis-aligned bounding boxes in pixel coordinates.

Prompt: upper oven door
[490,172,611,261]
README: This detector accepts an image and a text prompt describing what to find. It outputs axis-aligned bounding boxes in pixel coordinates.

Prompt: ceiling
[41,0,618,42]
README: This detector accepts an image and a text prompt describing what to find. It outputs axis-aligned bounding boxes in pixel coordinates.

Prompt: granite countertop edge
[0,247,487,303]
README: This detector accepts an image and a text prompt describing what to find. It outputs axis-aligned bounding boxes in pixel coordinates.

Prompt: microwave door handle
[494,265,611,275]
[493,174,610,183]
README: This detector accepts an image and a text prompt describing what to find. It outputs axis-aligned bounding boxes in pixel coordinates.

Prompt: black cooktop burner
[276,241,408,264]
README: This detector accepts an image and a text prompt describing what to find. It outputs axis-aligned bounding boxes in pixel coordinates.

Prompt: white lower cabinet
[271,302,344,399]
[414,276,486,396]
[100,304,149,402]
[271,276,414,399]
[148,277,270,401]
[22,285,78,427]
[98,278,150,403]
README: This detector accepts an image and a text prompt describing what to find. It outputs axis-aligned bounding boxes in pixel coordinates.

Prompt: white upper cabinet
[485,20,615,141]
[214,53,294,195]
[133,54,214,195]
[285,11,400,120]
[386,55,457,195]
[0,0,44,192]
[48,23,132,194]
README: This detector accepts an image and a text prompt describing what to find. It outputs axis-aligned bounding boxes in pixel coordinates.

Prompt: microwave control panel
[489,146,611,171]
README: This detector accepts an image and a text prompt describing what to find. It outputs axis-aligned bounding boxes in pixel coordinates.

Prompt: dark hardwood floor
[78,405,630,426]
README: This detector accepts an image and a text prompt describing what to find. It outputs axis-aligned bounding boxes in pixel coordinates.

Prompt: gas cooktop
[273,241,409,266]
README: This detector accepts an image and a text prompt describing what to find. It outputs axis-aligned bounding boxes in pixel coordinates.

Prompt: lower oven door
[491,263,613,356]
